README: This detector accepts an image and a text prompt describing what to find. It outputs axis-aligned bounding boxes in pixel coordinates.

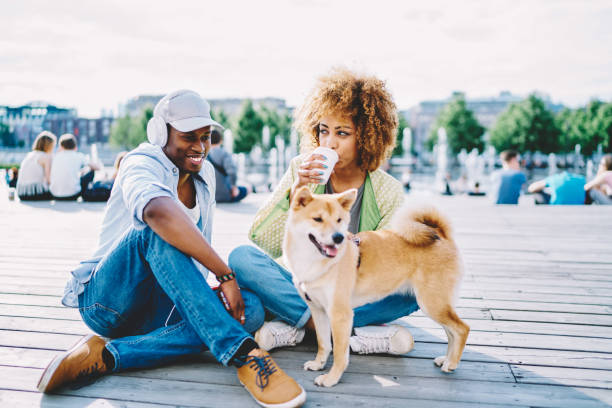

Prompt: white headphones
[146,116,168,146]
[146,89,216,147]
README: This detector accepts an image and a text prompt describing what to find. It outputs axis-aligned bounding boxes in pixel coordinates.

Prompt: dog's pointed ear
[292,186,314,209]
[337,188,358,211]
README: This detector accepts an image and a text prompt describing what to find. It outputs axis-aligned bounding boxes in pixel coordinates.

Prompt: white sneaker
[254,321,305,351]
[349,324,414,355]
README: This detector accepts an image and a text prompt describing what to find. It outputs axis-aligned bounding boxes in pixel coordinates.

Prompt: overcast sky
[2,0,611,117]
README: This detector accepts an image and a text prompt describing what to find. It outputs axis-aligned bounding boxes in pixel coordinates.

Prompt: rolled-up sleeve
[119,155,174,229]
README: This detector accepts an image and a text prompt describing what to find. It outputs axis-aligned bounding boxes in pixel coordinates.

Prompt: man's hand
[220,279,245,324]
[143,198,247,322]
[231,185,239,198]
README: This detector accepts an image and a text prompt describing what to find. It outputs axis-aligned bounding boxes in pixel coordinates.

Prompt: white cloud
[1,0,611,117]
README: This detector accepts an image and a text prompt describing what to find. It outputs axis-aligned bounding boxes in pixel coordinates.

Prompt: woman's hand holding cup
[297,153,328,185]
[291,147,339,199]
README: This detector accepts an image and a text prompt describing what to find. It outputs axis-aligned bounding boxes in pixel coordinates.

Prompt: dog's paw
[314,373,339,387]
[433,355,446,367]
[434,356,456,373]
[304,360,325,371]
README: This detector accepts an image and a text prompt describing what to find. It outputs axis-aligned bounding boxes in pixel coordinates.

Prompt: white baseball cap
[154,89,222,132]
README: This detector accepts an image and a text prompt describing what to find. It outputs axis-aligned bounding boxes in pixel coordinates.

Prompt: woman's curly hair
[294,68,399,172]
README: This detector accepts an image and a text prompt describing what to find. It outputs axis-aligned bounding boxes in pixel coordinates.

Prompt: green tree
[0,123,15,147]
[427,95,485,154]
[211,108,231,130]
[489,94,560,153]
[392,114,410,157]
[585,101,612,154]
[234,100,264,153]
[109,115,132,148]
[557,101,612,155]
[110,108,153,149]
[556,107,587,153]
[597,102,612,152]
[260,105,292,148]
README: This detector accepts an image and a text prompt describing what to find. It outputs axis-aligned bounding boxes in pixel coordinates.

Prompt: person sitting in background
[442,172,453,195]
[490,150,526,204]
[16,131,56,201]
[49,134,101,200]
[528,171,586,205]
[584,154,612,205]
[6,167,18,188]
[207,128,248,203]
[81,151,127,202]
[453,173,469,195]
[468,181,486,196]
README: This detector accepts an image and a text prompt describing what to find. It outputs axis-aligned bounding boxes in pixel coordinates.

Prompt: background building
[0,102,114,147]
[0,103,75,146]
[44,116,114,146]
[404,91,565,154]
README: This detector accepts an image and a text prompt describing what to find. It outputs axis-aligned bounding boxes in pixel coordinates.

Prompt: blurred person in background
[528,171,586,205]
[584,154,612,205]
[207,128,247,203]
[16,131,56,201]
[49,134,101,200]
[81,151,127,202]
[6,166,19,188]
[490,150,526,204]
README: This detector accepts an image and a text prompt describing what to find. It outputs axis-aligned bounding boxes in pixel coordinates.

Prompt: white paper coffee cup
[312,146,339,184]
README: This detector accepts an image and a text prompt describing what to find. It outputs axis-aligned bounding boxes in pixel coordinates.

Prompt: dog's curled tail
[391,205,453,246]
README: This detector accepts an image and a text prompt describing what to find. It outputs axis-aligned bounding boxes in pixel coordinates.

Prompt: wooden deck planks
[0,188,611,406]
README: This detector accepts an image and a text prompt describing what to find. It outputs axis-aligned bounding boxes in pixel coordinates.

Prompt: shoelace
[71,362,105,390]
[353,334,391,354]
[245,355,278,391]
[270,326,297,348]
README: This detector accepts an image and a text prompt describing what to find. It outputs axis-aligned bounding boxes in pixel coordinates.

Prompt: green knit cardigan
[249,155,405,258]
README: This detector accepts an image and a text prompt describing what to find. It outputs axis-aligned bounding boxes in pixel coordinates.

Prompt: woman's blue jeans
[229,245,420,329]
[78,227,264,372]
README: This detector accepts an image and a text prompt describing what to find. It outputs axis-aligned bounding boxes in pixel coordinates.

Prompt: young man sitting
[489,150,526,204]
[37,90,306,408]
[49,133,101,200]
[208,128,248,203]
[528,171,586,205]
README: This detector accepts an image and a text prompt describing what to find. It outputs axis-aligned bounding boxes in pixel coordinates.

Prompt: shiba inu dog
[282,187,470,387]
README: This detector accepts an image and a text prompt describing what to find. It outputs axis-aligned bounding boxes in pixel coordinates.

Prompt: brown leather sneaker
[37,334,110,393]
[237,349,306,408]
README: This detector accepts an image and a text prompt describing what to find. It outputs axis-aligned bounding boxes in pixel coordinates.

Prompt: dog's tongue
[324,245,338,257]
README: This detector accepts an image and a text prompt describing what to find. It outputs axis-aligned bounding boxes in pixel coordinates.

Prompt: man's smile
[187,154,204,165]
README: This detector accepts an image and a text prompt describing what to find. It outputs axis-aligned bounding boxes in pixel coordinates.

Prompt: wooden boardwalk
[0,186,611,407]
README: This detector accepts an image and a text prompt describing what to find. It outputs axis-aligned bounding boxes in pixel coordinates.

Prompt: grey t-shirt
[325,181,365,234]
[207,146,237,202]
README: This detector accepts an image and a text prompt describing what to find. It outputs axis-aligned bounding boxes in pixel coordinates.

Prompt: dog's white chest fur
[286,254,337,304]
[296,276,337,310]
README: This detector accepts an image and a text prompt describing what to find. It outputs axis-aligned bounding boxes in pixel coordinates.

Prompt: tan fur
[283,187,470,387]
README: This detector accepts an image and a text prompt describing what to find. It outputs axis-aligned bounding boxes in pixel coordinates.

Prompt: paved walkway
[0,186,611,407]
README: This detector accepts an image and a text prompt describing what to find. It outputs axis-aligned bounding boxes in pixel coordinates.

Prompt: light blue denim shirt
[62,143,216,307]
